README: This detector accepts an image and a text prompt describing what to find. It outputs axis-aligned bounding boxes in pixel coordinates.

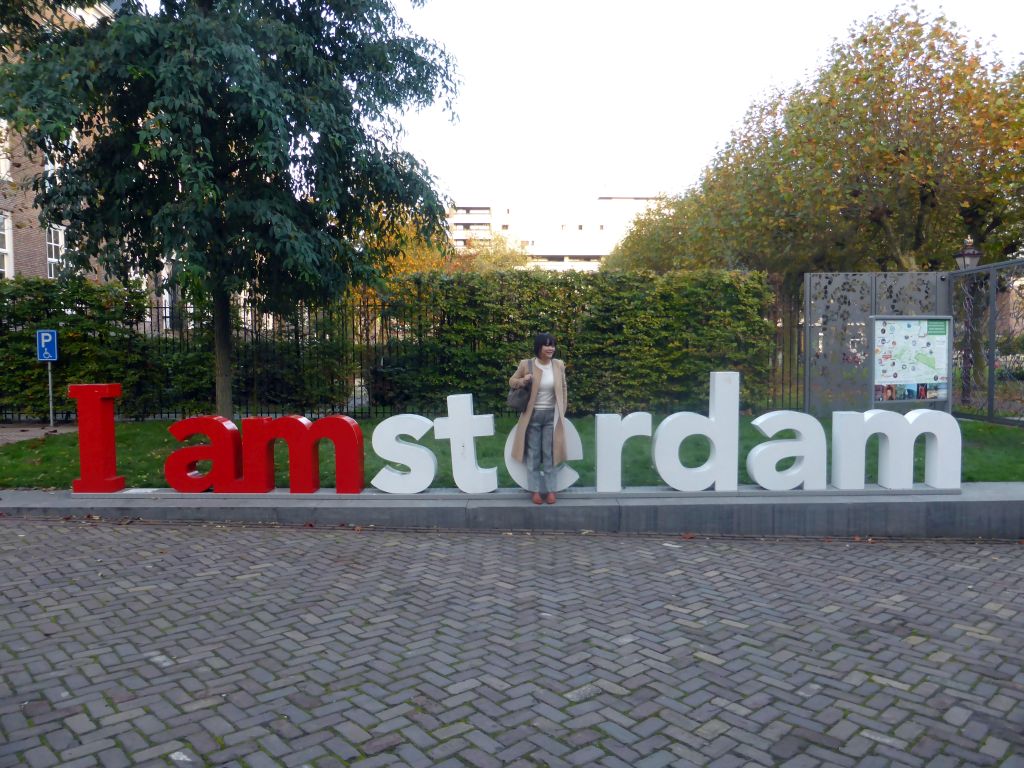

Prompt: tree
[614,6,1023,280]
[604,193,731,272]
[388,225,456,275]
[771,7,1023,271]
[604,197,678,273]
[453,233,529,271]
[0,0,456,417]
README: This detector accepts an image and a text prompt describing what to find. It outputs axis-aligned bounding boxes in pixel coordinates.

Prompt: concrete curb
[3,483,1024,538]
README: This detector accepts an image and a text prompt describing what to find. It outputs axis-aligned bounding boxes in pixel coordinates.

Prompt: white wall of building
[448,196,656,271]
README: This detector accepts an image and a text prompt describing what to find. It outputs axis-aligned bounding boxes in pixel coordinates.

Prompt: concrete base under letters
[2,484,1023,539]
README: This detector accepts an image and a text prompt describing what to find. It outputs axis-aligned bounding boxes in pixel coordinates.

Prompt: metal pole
[988,268,998,419]
[47,360,54,428]
[803,273,811,416]
[961,277,974,407]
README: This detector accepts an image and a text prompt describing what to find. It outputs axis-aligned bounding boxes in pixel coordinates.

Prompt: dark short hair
[534,333,556,357]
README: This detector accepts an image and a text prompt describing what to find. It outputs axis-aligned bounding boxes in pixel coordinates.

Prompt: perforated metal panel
[804,272,950,417]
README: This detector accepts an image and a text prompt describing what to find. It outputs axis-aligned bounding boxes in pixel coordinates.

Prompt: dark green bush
[1,270,774,419]
[373,270,774,415]
[0,276,164,419]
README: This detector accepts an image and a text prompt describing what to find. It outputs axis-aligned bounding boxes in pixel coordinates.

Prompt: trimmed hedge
[0,270,774,419]
[0,276,163,419]
[0,277,355,419]
[373,270,774,415]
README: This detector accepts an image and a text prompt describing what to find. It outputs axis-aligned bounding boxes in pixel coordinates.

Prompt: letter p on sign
[36,330,58,361]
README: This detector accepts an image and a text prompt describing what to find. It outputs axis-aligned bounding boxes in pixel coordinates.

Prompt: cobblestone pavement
[2,521,1024,768]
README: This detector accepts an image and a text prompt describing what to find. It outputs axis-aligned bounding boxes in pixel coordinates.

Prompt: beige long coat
[509,357,568,464]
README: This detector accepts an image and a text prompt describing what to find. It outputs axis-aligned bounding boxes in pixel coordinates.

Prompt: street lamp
[954,236,982,271]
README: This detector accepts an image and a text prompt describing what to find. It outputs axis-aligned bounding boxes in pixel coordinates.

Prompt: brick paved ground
[1,521,1023,767]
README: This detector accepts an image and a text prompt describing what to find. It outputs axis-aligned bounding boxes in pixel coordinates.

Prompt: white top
[534,360,555,409]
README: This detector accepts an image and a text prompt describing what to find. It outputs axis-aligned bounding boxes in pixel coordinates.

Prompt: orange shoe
[531,492,543,505]
[545,492,556,504]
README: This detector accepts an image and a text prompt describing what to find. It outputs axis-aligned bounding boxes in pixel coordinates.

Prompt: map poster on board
[871,316,952,408]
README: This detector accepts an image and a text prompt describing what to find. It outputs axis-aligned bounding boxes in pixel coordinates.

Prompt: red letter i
[68,383,125,493]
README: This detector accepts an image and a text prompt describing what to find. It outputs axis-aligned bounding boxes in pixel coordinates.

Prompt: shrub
[373,269,774,414]
[0,276,163,419]
[0,270,775,420]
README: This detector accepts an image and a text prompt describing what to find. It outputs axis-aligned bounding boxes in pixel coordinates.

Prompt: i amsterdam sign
[68,373,962,495]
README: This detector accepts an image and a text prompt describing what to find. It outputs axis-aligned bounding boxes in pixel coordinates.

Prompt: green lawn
[1,415,1020,489]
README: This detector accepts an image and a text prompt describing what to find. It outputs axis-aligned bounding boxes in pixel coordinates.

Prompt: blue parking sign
[36,330,58,361]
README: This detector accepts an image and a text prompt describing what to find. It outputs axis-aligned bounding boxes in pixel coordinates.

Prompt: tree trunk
[912,184,935,253]
[212,284,233,419]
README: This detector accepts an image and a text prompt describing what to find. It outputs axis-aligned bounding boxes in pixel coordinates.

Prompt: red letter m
[238,415,363,494]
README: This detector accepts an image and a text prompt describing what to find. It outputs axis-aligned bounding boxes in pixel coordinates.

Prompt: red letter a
[164,416,242,493]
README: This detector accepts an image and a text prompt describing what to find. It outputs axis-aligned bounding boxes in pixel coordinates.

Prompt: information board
[871,316,951,407]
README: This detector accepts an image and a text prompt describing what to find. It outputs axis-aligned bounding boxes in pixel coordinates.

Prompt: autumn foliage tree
[452,234,529,272]
[611,6,1024,279]
[359,210,456,279]
[606,193,728,272]
[365,216,533,279]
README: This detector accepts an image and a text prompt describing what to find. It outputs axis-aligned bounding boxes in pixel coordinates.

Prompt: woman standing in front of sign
[509,333,568,505]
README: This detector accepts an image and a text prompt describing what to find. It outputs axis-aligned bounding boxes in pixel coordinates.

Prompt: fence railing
[766,284,804,412]
[136,290,806,420]
[3,282,805,422]
[125,295,439,421]
[949,259,1024,425]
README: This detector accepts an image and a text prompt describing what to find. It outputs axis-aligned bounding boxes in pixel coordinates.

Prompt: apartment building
[447,196,656,272]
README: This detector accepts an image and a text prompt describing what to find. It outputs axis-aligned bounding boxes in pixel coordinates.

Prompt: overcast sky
[396,0,1024,208]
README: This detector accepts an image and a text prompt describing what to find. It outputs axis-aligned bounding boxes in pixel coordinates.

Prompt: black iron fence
[766,281,804,412]
[138,289,806,420]
[11,262,1024,426]
[950,259,1024,424]
[4,280,805,422]
[129,294,422,421]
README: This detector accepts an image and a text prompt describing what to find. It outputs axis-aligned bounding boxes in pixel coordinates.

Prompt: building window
[0,211,13,279]
[501,224,508,231]
[44,153,60,190]
[46,225,65,278]
[578,224,583,231]
[43,131,76,189]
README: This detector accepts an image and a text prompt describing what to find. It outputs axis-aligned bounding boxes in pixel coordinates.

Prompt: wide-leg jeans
[525,407,555,494]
